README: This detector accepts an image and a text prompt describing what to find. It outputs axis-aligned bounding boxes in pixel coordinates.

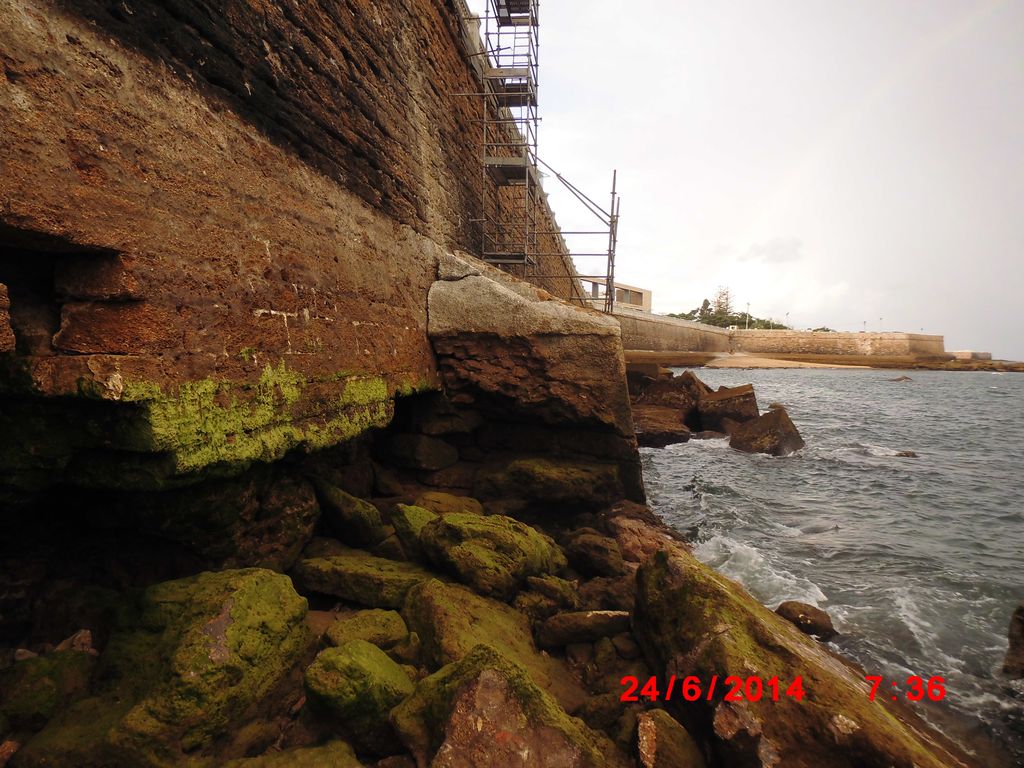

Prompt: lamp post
[785,311,790,329]
[745,302,750,330]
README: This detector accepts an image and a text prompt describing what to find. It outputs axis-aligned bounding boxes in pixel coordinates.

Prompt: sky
[467,0,1024,359]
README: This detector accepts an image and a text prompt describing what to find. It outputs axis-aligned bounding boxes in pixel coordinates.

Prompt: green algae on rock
[418,512,567,599]
[325,609,409,649]
[311,479,389,548]
[390,504,438,560]
[401,579,585,713]
[292,547,434,608]
[636,708,706,768]
[392,644,622,768]
[412,491,484,515]
[474,458,624,511]
[305,640,414,721]
[222,740,363,767]
[13,569,310,768]
[0,650,96,732]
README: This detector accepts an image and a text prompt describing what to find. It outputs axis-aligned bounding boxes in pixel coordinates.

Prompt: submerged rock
[402,579,585,712]
[15,569,310,767]
[391,645,624,768]
[728,406,805,457]
[633,550,975,768]
[418,512,567,599]
[1004,604,1024,678]
[292,547,432,609]
[775,601,838,641]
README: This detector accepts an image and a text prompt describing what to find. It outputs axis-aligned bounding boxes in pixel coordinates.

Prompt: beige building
[580,278,653,313]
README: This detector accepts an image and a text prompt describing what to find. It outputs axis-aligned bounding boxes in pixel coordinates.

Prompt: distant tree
[811,326,835,332]
[712,286,733,318]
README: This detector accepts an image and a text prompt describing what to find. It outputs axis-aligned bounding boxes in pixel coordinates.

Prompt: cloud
[739,237,805,264]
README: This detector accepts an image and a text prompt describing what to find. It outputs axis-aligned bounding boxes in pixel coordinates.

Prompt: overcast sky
[467,0,1024,358]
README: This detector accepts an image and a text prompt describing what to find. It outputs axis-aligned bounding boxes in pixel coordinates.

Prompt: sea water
[643,368,1024,763]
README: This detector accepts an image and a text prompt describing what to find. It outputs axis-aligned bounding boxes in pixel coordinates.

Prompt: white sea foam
[694,535,828,607]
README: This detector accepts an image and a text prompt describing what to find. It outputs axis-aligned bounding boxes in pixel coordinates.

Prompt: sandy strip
[704,355,870,369]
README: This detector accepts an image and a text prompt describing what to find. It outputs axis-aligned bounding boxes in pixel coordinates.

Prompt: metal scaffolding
[461,0,620,312]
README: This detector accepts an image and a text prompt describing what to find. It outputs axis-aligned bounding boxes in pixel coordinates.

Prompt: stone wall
[732,330,947,357]
[614,309,731,353]
[0,0,584,491]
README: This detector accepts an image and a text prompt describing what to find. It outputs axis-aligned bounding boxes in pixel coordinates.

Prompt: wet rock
[388,434,459,472]
[223,740,363,767]
[889,376,913,382]
[1003,604,1024,678]
[401,580,585,712]
[728,406,805,457]
[562,528,627,578]
[391,645,624,768]
[636,709,705,768]
[389,504,438,560]
[312,479,389,548]
[696,384,759,433]
[631,405,691,448]
[537,611,632,648]
[894,450,918,458]
[0,651,96,732]
[304,640,414,751]
[412,491,483,515]
[325,609,409,650]
[633,550,974,768]
[292,547,433,609]
[15,569,310,767]
[775,601,838,641]
[474,458,624,512]
[418,513,566,599]
[634,378,699,413]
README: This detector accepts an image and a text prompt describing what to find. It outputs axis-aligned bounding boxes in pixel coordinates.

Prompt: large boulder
[630,405,691,448]
[390,504,439,560]
[696,384,759,434]
[391,645,625,768]
[562,528,627,578]
[729,406,805,457]
[418,513,567,599]
[775,601,837,641]
[474,458,624,511]
[401,579,585,712]
[311,480,388,548]
[14,569,310,767]
[633,551,975,768]
[1004,604,1024,678]
[292,547,433,609]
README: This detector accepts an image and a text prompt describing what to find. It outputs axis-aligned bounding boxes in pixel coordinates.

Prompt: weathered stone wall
[0,0,584,491]
[732,330,947,357]
[614,309,731,353]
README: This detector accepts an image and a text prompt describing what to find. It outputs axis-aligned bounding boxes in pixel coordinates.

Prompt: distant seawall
[614,310,948,360]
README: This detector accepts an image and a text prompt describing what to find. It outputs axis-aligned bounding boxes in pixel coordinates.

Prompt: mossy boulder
[412,491,483,515]
[392,645,623,768]
[418,513,567,599]
[292,547,434,609]
[634,551,975,768]
[401,579,584,712]
[223,740,363,767]
[304,640,414,731]
[14,569,310,768]
[389,504,438,560]
[325,609,408,650]
[0,651,96,731]
[311,479,388,548]
[473,458,623,511]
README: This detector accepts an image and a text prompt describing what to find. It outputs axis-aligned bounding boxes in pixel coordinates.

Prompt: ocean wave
[694,535,828,607]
